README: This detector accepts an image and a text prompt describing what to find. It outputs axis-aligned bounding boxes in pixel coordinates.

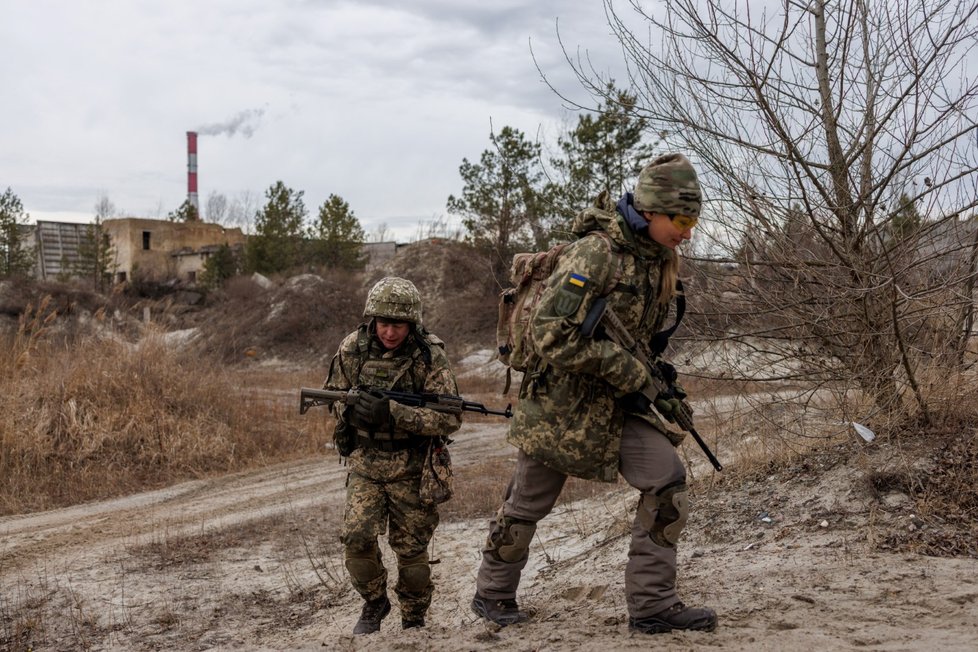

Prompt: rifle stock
[581,297,722,471]
[299,387,513,419]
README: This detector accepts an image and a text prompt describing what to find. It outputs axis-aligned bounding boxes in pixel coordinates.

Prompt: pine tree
[447,126,546,270]
[243,181,307,274]
[547,86,656,228]
[76,194,117,291]
[167,199,200,222]
[0,187,36,277]
[307,194,366,270]
[199,243,239,289]
[890,193,922,240]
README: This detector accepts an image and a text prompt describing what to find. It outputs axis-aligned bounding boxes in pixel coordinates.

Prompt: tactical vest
[352,323,432,394]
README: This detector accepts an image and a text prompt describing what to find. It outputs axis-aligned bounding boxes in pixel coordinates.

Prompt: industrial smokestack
[186,131,199,216]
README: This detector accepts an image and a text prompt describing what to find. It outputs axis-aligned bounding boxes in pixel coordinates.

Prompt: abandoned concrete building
[21,218,246,285]
[101,218,246,284]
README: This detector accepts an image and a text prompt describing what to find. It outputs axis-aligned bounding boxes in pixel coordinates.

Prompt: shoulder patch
[553,272,588,317]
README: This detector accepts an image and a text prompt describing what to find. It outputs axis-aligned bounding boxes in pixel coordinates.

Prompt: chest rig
[352,323,432,393]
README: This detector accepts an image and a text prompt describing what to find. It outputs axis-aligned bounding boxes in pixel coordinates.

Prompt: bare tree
[370,222,391,243]
[561,1,978,428]
[205,191,229,224]
[227,191,258,234]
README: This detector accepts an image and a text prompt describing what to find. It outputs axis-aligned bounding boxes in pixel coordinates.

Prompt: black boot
[353,595,391,635]
[402,616,425,630]
[471,593,528,626]
[629,601,717,634]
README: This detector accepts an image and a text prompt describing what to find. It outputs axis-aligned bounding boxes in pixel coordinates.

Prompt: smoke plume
[197,108,265,138]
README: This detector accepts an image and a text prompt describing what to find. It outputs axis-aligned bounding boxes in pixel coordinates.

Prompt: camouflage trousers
[476,416,687,618]
[341,464,440,621]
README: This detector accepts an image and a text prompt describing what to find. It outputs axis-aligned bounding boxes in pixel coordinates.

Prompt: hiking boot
[353,595,391,635]
[471,593,528,626]
[629,602,717,634]
[402,617,425,630]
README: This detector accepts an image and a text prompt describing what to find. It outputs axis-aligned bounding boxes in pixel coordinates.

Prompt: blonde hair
[659,254,680,305]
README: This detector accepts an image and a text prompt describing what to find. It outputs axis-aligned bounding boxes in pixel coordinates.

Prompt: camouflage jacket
[324,324,461,481]
[507,192,675,482]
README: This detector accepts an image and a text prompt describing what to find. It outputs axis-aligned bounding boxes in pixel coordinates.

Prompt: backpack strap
[584,231,627,298]
[353,322,371,382]
[648,278,685,357]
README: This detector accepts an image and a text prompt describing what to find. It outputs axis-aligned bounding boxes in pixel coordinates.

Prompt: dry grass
[0,298,330,516]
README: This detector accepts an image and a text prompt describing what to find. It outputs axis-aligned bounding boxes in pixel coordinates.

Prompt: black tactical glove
[653,360,688,411]
[655,360,678,384]
[351,389,392,430]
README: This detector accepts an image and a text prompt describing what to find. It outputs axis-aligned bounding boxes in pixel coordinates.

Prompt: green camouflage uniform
[325,282,460,624]
[507,192,676,482]
[478,153,710,623]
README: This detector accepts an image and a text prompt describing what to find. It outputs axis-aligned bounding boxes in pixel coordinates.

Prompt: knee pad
[398,552,431,593]
[345,546,384,583]
[638,482,689,548]
[486,516,537,563]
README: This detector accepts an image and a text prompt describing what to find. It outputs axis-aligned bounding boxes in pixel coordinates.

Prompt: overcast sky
[1,0,636,240]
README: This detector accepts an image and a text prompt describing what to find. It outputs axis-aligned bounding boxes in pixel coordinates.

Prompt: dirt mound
[188,270,366,365]
[183,241,499,365]
[368,240,500,354]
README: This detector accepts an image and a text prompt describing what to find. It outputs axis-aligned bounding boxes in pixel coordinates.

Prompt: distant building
[102,218,246,284]
[361,241,401,270]
[22,221,91,280]
[21,219,405,285]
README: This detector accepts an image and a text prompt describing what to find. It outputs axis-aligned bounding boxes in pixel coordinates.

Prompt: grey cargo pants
[475,416,686,618]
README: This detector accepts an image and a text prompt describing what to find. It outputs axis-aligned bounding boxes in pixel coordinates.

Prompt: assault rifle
[580,297,723,471]
[299,387,513,418]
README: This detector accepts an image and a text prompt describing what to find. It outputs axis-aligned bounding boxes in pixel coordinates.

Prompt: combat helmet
[363,276,423,324]
[633,153,702,218]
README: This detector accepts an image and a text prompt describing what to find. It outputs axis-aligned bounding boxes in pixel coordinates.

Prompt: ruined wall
[103,218,246,283]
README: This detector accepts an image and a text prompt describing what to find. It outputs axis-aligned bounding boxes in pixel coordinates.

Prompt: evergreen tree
[547,86,656,228]
[243,181,307,274]
[199,243,239,289]
[167,199,200,222]
[76,194,117,291]
[447,126,546,270]
[890,193,922,240]
[307,194,366,270]
[0,187,35,277]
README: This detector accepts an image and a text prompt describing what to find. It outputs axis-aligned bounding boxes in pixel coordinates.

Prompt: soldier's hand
[654,395,683,423]
[655,360,678,383]
[353,389,391,429]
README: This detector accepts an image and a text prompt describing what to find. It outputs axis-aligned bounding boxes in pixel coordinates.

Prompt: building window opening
[142,231,151,250]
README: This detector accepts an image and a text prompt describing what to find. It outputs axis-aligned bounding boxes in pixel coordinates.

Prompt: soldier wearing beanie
[472,153,718,635]
[323,277,461,634]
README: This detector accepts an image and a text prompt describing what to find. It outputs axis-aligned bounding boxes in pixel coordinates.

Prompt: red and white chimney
[187,131,199,215]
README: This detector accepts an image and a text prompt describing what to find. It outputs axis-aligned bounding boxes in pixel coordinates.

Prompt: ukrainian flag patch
[554,272,589,316]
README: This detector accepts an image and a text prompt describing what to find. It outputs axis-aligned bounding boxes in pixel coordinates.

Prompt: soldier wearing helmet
[323,276,461,634]
[472,153,718,635]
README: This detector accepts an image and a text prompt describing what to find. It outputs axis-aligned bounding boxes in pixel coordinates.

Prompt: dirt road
[2,420,977,651]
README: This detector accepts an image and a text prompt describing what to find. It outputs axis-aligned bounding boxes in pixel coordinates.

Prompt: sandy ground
[2,410,977,652]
